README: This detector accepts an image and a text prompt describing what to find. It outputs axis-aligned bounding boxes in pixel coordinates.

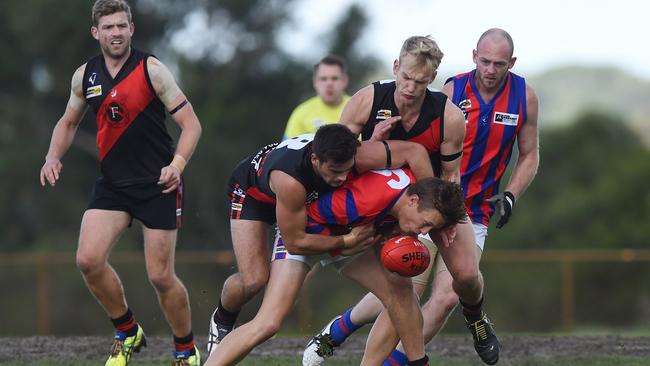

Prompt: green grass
[3,356,648,366]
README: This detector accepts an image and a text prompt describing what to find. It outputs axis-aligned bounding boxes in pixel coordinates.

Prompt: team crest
[376,109,392,120]
[105,100,129,127]
[458,99,471,123]
[88,72,97,85]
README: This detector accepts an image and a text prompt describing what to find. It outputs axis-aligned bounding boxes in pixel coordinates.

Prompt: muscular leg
[205,259,309,366]
[75,209,131,318]
[143,227,192,336]
[341,250,425,365]
[436,221,482,305]
[220,219,271,313]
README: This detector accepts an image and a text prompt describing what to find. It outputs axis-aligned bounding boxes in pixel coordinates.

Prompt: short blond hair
[92,0,132,26]
[399,35,444,71]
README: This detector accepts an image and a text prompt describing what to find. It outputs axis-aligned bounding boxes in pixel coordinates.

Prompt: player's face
[393,54,436,106]
[92,12,133,60]
[472,37,516,92]
[313,158,355,188]
[398,196,445,235]
[313,64,348,106]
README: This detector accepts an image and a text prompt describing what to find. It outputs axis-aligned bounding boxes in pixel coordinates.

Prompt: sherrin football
[380,235,430,277]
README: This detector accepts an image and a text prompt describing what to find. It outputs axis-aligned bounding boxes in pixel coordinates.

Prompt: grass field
[1,334,648,365]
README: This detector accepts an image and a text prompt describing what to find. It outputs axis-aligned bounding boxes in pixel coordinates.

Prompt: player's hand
[485,191,515,228]
[438,224,458,247]
[341,223,379,256]
[40,158,62,187]
[369,116,402,141]
[158,165,181,193]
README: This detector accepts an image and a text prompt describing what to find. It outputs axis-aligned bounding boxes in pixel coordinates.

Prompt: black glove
[485,191,515,228]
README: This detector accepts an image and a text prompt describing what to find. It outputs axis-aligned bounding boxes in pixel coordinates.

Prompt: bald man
[305,28,539,366]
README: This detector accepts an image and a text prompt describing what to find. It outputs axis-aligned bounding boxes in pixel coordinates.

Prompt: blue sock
[329,308,363,345]
[383,349,408,366]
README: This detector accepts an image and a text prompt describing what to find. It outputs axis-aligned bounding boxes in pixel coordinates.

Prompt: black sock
[460,296,484,321]
[214,299,239,327]
[174,332,196,355]
[407,355,429,366]
[111,308,138,336]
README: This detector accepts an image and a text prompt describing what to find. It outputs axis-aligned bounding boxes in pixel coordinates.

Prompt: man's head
[91,0,134,60]
[396,177,467,235]
[313,55,348,106]
[473,28,516,91]
[393,36,444,106]
[311,124,360,187]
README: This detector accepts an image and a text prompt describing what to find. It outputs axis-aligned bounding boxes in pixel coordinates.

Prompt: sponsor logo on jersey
[176,208,182,216]
[88,72,97,85]
[493,112,519,126]
[111,89,118,98]
[231,202,243,211]
[376,109,392,120]
[85,85,102,99]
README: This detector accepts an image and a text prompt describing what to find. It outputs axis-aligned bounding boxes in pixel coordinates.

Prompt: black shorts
[87,179,184,230]
[227,165,276,225]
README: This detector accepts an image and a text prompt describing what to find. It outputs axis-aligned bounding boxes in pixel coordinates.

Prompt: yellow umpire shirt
[283,95,351,139]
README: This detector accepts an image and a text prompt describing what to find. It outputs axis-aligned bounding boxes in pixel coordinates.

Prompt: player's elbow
[282,236,308,255]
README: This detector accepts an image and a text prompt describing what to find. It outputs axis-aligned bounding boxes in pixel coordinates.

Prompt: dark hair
[407,177,467,227]
[312,124,360,164]
[314,54,347,74]
[92,0,132,26]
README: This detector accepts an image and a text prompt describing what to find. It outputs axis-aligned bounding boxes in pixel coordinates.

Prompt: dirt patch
[1,335,648,363]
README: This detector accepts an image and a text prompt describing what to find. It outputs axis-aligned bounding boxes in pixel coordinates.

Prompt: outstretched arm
[40,64,88,187]
[439,99,466,183]
[147,57,202,193]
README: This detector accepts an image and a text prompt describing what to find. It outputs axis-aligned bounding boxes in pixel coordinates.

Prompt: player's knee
[453,271,480,290]
[76,253,104,275]
[148,272,176,293]
[250,318,282,341]
[242,275,269,299]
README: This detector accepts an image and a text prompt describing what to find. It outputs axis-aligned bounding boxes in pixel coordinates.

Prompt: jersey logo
[458,99,471,123]
[493,112,519,126]
[306,191,319,204]
[88,72,97,85]
[376,109,392,120]
[312,119,325,128]
[111,89,118,98]
[85,85,102,99]
[106,101,129,127]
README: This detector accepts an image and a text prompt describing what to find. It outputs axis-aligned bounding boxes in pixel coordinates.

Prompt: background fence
[2,249,650,336]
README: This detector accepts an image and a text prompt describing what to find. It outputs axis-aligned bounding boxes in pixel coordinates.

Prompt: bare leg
[341,249,425,365]
[143,227,191,336]
[220,219,271,312]
[205,259,309,366]
[76,209,131,318]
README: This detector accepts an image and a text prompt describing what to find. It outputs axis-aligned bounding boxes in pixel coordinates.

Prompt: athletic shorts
[227,165,276,224]
[271,227,354,270]
[411,223,487,286]
[87,178,183,230]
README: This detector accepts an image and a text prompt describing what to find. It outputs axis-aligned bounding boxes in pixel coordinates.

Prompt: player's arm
[147,57,202,193]
[439,99,466,184]
[271,170,376,256]
[355,140,434,179]
[40,64,88,187]
[503,84,539,200]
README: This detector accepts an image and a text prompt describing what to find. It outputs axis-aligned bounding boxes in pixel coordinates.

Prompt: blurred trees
[0,0,377,251]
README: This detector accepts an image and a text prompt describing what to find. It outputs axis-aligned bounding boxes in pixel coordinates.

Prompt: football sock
[460,296,484,321]
[406,355,429,366]
[214,299,239,327]
[174,332,196,355]
[111,308,138,336]
[383,349,408,366]
[329,308,363,345]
